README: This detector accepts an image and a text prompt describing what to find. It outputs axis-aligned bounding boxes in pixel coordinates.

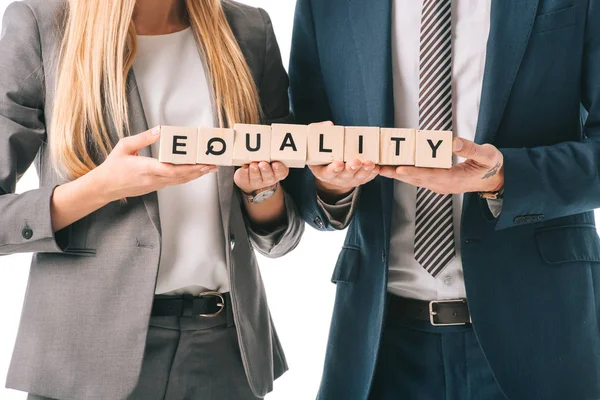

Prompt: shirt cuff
[316,189,358,230]
[486,198,504,219]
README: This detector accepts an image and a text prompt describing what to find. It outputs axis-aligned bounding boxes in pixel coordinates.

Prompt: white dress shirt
[133,28,230,295]
[387,0,492,300]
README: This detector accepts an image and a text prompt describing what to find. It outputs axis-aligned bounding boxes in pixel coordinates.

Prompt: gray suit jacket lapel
[217,166,234,258]
[126,71,161,235]
[125,70,235,239]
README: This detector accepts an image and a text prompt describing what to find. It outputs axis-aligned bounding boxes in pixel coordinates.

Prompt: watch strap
[242,183,279,203]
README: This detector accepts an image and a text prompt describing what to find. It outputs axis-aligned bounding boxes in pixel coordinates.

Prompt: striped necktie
[414,0,456,277]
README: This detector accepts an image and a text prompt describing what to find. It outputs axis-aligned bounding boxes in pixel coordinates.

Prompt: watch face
[252,189,276,204]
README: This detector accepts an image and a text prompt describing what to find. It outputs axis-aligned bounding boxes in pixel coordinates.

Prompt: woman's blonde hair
[50,0,261,178]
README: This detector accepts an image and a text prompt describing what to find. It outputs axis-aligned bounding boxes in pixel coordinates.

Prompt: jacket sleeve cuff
[316,188,359,230]
[486,199,503,219]
[0,185,67,254]
[244,190,304,258]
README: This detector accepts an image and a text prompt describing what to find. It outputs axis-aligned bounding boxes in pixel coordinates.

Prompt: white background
[1,1,599,400]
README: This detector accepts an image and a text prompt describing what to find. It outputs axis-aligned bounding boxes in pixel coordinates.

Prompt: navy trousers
[368,310,508,400]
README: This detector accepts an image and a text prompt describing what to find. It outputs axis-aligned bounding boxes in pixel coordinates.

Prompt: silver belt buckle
[428,299,471,326]
[198,291,225,318]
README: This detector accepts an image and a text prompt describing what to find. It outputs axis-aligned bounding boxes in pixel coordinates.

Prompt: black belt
[387,294,471,326]
[152,292,230,318]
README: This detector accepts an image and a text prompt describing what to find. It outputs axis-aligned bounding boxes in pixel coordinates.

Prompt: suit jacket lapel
[217,166,234,249]
[127,71,162,235]
[347,0,396,238]
[474,0,540,145]
[347,0,395,128]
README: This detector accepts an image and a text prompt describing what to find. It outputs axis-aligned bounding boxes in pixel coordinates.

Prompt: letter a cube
[270,124,308,168]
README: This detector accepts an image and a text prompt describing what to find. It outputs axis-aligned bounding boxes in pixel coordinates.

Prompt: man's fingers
[334,159,361,180]
[117,126,161,154]
[309,161,345,180]
[379,166,397,178]
[308,120,334,127]
[453,138,499,165]
[353,163,378,182]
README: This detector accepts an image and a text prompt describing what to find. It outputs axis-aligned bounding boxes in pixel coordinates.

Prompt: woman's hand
[233,161,290,230]
[94,127,218,203]
[51,127,216,232]
[233,161,289,194]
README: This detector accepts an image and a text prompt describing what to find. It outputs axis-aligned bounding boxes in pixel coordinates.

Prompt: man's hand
[310,159,379,200]
[379,138,504,194]
[308,121,379,202]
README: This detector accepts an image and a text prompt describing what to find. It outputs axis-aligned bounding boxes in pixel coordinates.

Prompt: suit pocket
[331,245,361,283]
[536,225,600,264]
[532,6,576,34]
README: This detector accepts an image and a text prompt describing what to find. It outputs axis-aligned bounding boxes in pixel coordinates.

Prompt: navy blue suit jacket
[285,0,600,399]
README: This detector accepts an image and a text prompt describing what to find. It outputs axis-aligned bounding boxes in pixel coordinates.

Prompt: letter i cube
[344,127,380,163]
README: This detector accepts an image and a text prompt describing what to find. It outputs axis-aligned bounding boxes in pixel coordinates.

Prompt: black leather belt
[152,292,230,318]
[387,294,471,326]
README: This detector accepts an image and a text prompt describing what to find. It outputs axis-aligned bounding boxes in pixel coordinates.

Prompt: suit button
[314,216,325,229]
[22,227,33,240]
[230,234,236,251]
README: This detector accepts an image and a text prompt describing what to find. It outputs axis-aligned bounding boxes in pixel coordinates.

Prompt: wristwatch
[242,183,279,204]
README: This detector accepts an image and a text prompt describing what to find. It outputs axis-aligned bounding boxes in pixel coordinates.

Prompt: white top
[388,0,491,300]
[133,28,229,295]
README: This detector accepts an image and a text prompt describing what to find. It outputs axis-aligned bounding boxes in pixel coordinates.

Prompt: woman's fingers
[271,162,289,181]
[116,126,161,155]
[248,162,264,187]
[258,161,276,184]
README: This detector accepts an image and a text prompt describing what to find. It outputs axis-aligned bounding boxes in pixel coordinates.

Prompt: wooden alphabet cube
[270,124,308,168]
[307,125,345,165]
[415,130,453,169]
[197,127,234,166]
[232,124,272,166]
[157,126,199,164]
[379,128,416,165]
[344,127,380,163]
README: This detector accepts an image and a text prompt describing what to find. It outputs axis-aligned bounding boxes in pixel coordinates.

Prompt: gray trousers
[28,311,259,400]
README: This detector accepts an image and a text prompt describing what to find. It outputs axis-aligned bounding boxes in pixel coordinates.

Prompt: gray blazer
[0,1,304,399]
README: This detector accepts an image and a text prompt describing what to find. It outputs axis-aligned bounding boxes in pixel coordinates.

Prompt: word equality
[157,124,453,169]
